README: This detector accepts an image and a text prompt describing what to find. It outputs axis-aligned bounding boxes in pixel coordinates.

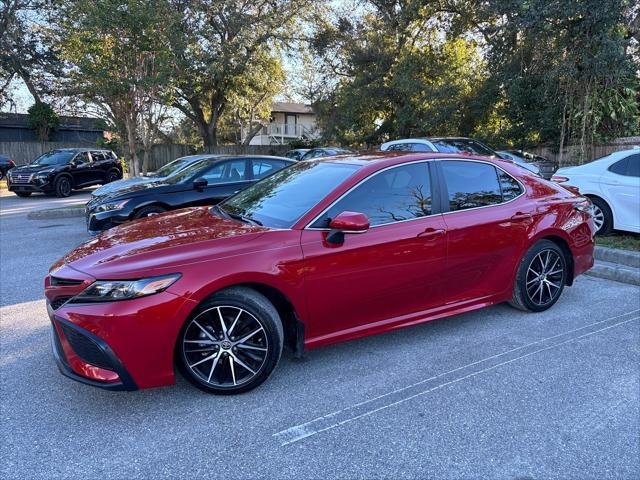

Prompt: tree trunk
[125,114,140,176]
[241,122,264,145]
[142,148,151,176]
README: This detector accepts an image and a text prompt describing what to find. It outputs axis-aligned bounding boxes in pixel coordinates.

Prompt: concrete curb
[27,207,85,220]
[594,246,640,268]
[585,246,640,286]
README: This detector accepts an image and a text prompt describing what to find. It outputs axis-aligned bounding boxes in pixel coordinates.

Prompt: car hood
[93,180,177,204]
[60,207,269,278]
[10,164,61,175]
[92,176,156,198]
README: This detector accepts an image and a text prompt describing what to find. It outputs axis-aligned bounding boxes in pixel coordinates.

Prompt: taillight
[551,175,569,183]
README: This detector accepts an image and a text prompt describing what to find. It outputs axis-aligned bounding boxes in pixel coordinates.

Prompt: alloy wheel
[60,179,71,196]
[525,249,564,307]
[592,204,604,232]
[182,306,269,388]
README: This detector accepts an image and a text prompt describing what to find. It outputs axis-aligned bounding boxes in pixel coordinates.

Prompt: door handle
[418,228,445,239]
[510,212,533,221]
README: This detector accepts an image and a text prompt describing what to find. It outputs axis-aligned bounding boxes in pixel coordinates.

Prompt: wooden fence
[528,136,640,166]
[0,141,291,168]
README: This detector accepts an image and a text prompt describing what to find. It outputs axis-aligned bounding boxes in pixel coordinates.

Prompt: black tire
[54,176,72,198]
[0,171,4,181]
[15,191,32,197]
[104,169,121,184]
[589,196,613,236]
[133,205,167,220]
[509,239,567,312]
[176,286,284,394]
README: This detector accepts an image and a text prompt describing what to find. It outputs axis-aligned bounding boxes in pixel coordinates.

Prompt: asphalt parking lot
[1,191,639,479]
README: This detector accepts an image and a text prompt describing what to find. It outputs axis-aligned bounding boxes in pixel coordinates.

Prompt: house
[0,112,106,143]
[245,102,321,146]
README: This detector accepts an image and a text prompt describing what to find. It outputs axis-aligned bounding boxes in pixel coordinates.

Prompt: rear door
[181,158,252,207]
[250,158,290,181]
[437,159,532,303]
[600,154,640,232]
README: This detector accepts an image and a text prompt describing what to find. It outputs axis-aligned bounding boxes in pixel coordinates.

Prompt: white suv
[552,148,640,235]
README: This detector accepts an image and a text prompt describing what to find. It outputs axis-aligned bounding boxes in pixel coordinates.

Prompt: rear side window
[498,171,523,200]
[441,161,503,211]
[252,159,287,179]
[610,154,640,177]
[312,162,432,227]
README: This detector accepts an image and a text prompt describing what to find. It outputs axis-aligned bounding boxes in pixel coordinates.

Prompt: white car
[552,148,640,235]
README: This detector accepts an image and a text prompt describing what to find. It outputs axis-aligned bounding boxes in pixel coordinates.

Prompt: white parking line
[274,309,640,446]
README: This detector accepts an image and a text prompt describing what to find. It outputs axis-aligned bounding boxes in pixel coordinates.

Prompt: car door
[70,151,97,186]
[600,154,640,232]
[182,158,252,207]
[300,161,448,342]
[89,151,110,183]
[437,159,532,303]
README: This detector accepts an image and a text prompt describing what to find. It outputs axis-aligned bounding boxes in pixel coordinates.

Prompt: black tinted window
[627,154,640,177]
[433,140,495,156]
[609,158,629,175]
[442,161,502,211]
[313,162,432,228]
[252,159,287,179]
[498,171,523,200]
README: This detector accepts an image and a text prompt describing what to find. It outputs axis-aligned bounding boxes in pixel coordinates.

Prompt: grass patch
[597,232,640,252]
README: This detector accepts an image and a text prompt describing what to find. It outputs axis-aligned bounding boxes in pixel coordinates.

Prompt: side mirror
[193,177,208,191]
[326,211,369,244]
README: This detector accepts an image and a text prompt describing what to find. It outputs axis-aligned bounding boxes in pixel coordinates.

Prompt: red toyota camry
[46,152,595,394]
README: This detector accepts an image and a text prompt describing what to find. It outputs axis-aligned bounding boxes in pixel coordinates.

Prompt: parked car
[300,147,353,160]
[552,148,640,235]
[497,151,542,176]
[503,150,559,179]
[47,152,594,394]
[0,154,16,180]
[85,155,293,234]
[7,148,121,198]
[92,154,223,199]
[284,149,310,161]
[380,137,499,157]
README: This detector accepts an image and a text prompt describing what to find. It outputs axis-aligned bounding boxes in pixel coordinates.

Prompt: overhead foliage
[26,101,59,140]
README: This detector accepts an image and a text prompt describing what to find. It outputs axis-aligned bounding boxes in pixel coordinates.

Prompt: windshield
[221,161,361,228]
[162,158,213,184]
[152,156,196,177]
[31,150,75,166]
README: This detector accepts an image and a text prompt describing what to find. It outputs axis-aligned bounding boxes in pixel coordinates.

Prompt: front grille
[50,296,72,310]
[9,172,32,183]
[58,322,114,370]
[50,276,83,287]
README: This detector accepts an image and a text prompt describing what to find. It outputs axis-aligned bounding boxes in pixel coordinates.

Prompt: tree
[166,0,312,146]
[57,0,174,175]
[0,0,62,104]
[26,101,59,140]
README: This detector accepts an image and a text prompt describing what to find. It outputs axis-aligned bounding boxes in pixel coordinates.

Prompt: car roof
[314,151,512,170]
[53,148,113,153]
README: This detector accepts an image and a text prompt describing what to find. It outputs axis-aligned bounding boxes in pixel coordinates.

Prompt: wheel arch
[537,234,575,286]
[178,278,305,358]
[583,193,615,228]
[54,172,74,187]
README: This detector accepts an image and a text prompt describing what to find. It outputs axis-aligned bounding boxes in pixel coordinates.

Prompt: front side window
[311,162,432,228]
[75,152,91,164]
[441,160,503,211]
[221,161,360,228]
[202,160,247,184]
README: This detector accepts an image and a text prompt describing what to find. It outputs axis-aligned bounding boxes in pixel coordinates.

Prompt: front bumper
[50,309,138,391]
[46,271,197,390]
[8,181,52,193]
[85,206,134,234]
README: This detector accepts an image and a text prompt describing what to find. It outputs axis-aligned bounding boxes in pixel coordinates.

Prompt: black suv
[7,148,121,198]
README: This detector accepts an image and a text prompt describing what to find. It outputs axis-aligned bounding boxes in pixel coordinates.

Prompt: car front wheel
[177,287,283,394]
[510,240,567,312]
[54,176,72,197]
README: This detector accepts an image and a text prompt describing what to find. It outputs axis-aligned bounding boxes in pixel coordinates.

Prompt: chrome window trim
[304,159,438,231]
[304,158,527,231]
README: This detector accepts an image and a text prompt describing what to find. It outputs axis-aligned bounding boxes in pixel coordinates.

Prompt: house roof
[0,112,106,132]
[271,102,314,114]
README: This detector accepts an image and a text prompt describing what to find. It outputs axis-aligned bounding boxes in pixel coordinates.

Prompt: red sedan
[45,153,595,394]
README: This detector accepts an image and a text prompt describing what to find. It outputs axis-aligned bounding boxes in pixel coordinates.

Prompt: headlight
[67,274,181,303]
[95,199,130,212]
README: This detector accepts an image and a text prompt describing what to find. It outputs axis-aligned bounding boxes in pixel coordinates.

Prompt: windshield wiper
[212,205,262,226]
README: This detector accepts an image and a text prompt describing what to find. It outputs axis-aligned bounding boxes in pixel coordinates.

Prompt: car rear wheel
[589,197,613,236]
[104,170,120,184]
[15,191,32,197]
[177,287,283,394]
[510,240,567,312]
[54,176,72,198]
[133,205,166,219]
